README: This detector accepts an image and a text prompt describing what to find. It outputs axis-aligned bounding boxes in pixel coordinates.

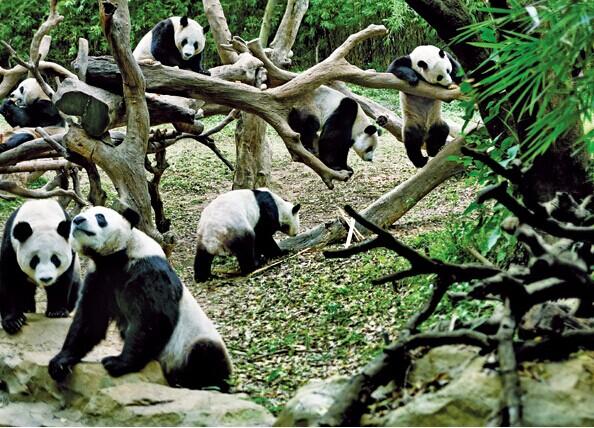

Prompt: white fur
[196,188,300,255]
[133,31,154,61]
[312,86,378,162]
[409,45,454,87]
[9,78,49,107]
[159,286,229,372]
[11,199,73,286]
[71,206,163,259]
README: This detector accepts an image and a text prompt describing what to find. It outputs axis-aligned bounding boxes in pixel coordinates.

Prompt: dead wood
[0,180,85,206]
[268,0,309,68]
[0,159,74,174]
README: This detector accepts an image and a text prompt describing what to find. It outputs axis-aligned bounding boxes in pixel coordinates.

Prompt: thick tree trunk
[259,0,278,47]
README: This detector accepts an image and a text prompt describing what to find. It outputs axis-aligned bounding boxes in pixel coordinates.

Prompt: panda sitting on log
[0,78,63,129]
[48,206,232,391]
[0,199,80,335]
[288,86,380,173]
[387,45,463,168]
[133,16,210,75]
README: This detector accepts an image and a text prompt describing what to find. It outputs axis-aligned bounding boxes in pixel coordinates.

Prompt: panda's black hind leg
[426,121,449,157]
[403,125,427,168]
[194,245,214,282]
[228,233,259,275]
[166,338,232,391]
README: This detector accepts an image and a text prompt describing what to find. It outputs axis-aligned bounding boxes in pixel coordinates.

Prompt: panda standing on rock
[387,45,464,168]
[134,16,210,75]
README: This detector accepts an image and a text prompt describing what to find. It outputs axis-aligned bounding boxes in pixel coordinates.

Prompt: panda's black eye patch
[194,42,199,49]
[366,147,374,153]
[437,75,443,81]
[447,69,451,74]
[19,87,24,93]
[182,38,188,46]
[51,254,61,268]
[95,213,108,228]
[30,255,39,269]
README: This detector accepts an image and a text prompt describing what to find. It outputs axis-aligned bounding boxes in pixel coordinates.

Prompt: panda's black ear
[57,220,71,240]
[13,222,33,242]
[203,24,210,34]
[180,16,189,27]
[417,60,428,70]
[122,208,140,228]
[292,203,301,215]
[439,49,445,58]
[364,125,377,135]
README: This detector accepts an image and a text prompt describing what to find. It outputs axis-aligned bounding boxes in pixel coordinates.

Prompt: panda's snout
[39,276,54,284]
[73,216,86,225]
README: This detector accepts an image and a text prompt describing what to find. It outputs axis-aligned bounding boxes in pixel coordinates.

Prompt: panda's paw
[48,354,73,382]
[102,355,134,377]
[46,308,70,318]
[2,313,26,335]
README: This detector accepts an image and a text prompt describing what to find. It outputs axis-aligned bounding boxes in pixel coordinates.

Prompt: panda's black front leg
[49,273,111,382]
[256,233,285,259]
[426,121,449,157]
[403,125,428,168]
[45,280,72,318]
[194,245,214,282]
[0,282,34,335]
[191,52,210,76]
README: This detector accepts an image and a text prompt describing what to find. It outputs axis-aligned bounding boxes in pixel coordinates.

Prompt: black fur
[386,56,419,86]
[0,99,63,128]
[446,52,463,84]
[0,208,80,335]
[317,97,359,172]
[426,121,450,157]
[403,125,427,168]
[288,108,320,153]
[150,18,209,75]
[193,190,288,281]
[0,132,35,152]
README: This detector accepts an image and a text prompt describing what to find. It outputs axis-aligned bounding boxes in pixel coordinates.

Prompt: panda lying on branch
[387,45,463,168]
[49,206,232,391]
[288,86,380,173]
[133,16,210,75]
[0,78,63,129]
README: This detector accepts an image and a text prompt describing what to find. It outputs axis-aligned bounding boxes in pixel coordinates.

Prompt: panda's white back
[197,190,260,255]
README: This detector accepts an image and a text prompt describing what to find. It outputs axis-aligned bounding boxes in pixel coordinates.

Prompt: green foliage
[457,0,594,159]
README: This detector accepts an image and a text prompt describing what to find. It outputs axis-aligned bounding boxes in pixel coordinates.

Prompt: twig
[466,245,495,266]
[199,109,241,138]
[248,247,314,277]
[35,127,68,157]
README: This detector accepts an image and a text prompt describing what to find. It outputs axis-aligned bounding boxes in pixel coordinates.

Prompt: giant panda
[48,206,232,391]
[194,188,300,282]
[0,78,63,128]
[133,16,210,75]
[0,199,80,335]
[387,45,463,168]
[288,86,380,173]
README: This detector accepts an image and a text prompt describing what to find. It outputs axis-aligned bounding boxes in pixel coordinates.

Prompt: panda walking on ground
[133,16,210,75]
[0,199,80,334]
[194,188,300,282]
[387,45,463,168]
[48,206,232,391]
[288,86,380,173]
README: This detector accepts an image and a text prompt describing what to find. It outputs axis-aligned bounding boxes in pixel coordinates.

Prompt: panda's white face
[11,200,72,287]
[352,125,379,162]
[70,206,134,256]
[278,201,301,237]
[173,16,207,61]
[410,45,454,87]
[9,78,49,108]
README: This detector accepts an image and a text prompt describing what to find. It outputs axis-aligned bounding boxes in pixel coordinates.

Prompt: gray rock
[0,314,274,427]
[275,376,349,427]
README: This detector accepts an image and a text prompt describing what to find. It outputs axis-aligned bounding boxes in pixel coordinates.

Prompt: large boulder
[0,314,274,426]
[276,345,594,427]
